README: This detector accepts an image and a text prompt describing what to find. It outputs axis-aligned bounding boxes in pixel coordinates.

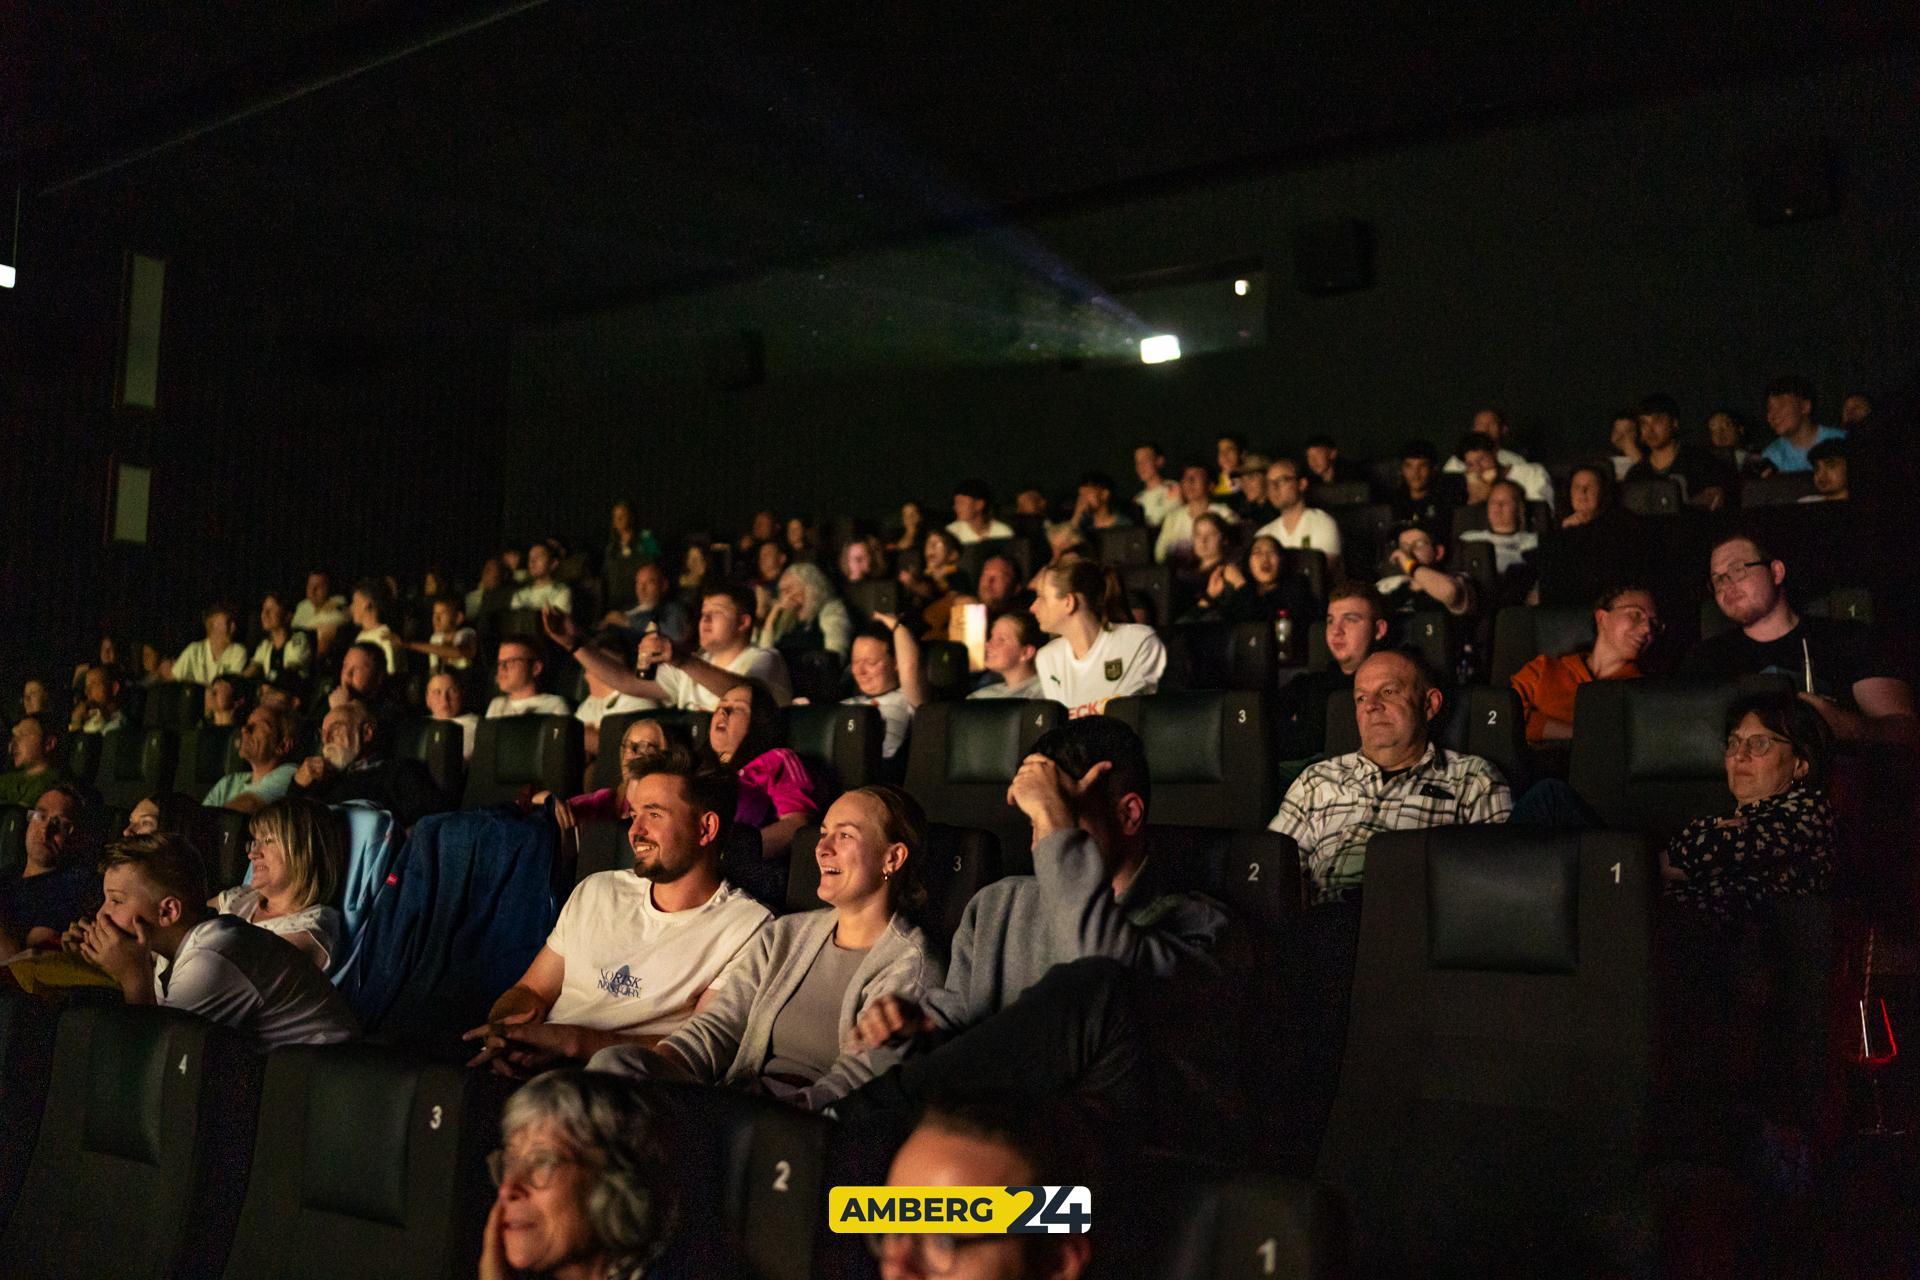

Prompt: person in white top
[511,540,575,615]
[842,614,931,759]
[1032,559,1168,718]
[403,595,479,674]
[213,796,347,971]
[291,570,349,642]
[348,580,404,674]
[1132,441,1181,529]
[464,749,771,1076]
[74,833,357,1048]
[572,631,656,761]
[1456,433,1554,510]
[1154,462,1237,565]
[1444,407,1530,475]
[945,479,1015,545]
[1255,455,1345,577]
[426,672,480,761]
[486,638,573,718]
[243,592,312,682]
[163,602,247,685]
[547,584,792,711]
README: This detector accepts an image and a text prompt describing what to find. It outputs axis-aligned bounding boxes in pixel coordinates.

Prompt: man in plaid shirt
[1271,650,1512,902]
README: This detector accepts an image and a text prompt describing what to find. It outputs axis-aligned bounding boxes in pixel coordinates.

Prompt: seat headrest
[1625,685,1735,781]
[944,703,1032,784]
[84,1010,170,1164]
[1427,829,1580,974]
[1134,694,1227,784]
[301,1051,421,1227]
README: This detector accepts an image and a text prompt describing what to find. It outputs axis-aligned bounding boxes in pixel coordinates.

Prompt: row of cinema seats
[0,818,1683,1276]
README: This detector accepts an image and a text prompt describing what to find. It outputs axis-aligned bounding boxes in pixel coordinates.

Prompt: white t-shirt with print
[486,692,573,719]
[511,580,574,614]
[841,686,914,758]
[576,691,657,728]
[1255,507,1343,564]
[655,646,793,709]
[173,640,248,686]
[1035,624,1168,718]
[546,871,771,1036]
[945,519,1015,545]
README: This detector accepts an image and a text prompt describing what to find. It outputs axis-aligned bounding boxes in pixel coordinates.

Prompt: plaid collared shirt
[1270,742,1512,902]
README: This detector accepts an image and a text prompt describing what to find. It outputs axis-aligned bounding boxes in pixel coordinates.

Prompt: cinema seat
[787,648,845,706]
[0,805,26,879]
[1568,675,1792,837]
[174,723,242,799]
[196,807,255,891]
[96,726,181,808]
[844,579,901,623]
[1741,472,1817,506]
[904,700,1066,870]
[1149,826,1304,935]
[140,681,204,731]
[1284,547,1331,604]
[217,1044,500,1280]
[0,1002,263,1280]
[1398,611,1456,676]
[645,1081,833,1280]
[1316,825,1654,1277]
[1164,622,1275,692]
[1097,524,1153,566]
[1333,504,1395,571]
[787,821,1000,949]
[1314,480,1373,510]
[0,988,59,1228]
[1490,605,1596,686]
[393,717,466,799]
[1107,692,1276,831]
[572,818,775,908]
[1123,1174,1347,1280]
[1122,564,1173,628]
[785,702,883,793]
[58,730,103,786]
[1620,475,1683,515]
[587,710,709,792]
[1322,686,1528,791]
[463,715,582,808]
[921,640,973,703]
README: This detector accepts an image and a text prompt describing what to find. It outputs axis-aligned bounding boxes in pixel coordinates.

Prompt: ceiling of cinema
[4,1,1915,340]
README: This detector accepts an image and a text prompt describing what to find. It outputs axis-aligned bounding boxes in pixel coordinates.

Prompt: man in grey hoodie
[844,716,1232,1113]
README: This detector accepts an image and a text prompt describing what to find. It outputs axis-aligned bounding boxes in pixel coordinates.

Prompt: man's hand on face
[1006,753,1111,842]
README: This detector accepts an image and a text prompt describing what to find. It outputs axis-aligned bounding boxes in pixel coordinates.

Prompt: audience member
[1131,441,1181,529]
[203,704,300,812]
[677,543,711,598]
[1511,585,1658,744]
[204,673,246,728]
[511,540,575,615]
[889,501,927,554]
[1071,470,1132,533]
[0,713,64,807]
[347,578,407,674]
[1271,650,1512,903]
[0,783,98,955]
[1275,582,1391,758]
[591,785,940,1110]
[1445,406,1529,471]
[123,790,196,837]
[602,562,692,647]
[67,663,125,735]
[968,610,1044,700]
[947,479,1014,545]
[785,515,818,563]
[328,641,406,728]
[602,499,662,612]
[291,700,452,828]
[553,719,680,831]
[1213,434,1246,497]
[1304,433,1365,489]
[464,748,771,1074]
[1759,374,1845,474]
[487,638,573,718]
[214,796,346,971]
[758,563,854,660]
[19,677,51,719]
[845,617,930,760]
[1625,392,1734,510]
[1032,560,1167,717]
[1204,533,1318,630]
[752,539,791,599]
[1375,524,1475,616]
[292,570,349,641]
[1840,392,1872,426]
[479,1071,676,1280]
[1153,461,1236,565]
[405,594,480,674]
[1801,437,1849,502]
[1457,479,1539,607]
[839,536,889,586]
[72,832,358,1047]
[572,632,653,760]
[1609,410,1644,479]
[1255,456,1344,573]
[1457,432,1554,508]
[1173,512,1234,619]
[1662,692,1835,922]
[426,671,480,760]
[244,592,313,682]
[468,556,516,620]
[1013,489,1050,518]
[165,601,247,684]
[1705,409,1754,474]
[736,511,778,559]
[1682,533,1917,746]
[703,681,822,859]
[1230,453,1277,525]
[1389,438,1455,532]
[901,528,970,638]
[1560,463,1617,528]
[552,584,793,710]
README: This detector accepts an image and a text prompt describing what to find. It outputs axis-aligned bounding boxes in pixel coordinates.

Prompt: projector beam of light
[1139,334,1180,364]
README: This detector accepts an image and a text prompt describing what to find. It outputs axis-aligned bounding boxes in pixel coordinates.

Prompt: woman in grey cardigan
[589,785,942,1110]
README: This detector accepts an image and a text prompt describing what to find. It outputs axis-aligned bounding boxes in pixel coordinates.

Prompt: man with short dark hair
[486,638,572,718]
[1456,434,1553,508]
[203,704,299,812]
[72,832,357,1047]
[328,640,407,727]
[1802,437,1849,502]
[1272,650,1511,902]
[1840,392,1872,426]
[291,700,452,827]
[511,539,574,614]
[465,746,770,1074]
[404,595,479,674]
[1444,407,1529,473]
[1304,433,1364,489]
[1625,392,1734,510]
[1275,582,1392,758]
[1682,533,1916,747]
[68,663,126,736]
[0,713,64,807]
[1069,471,1132,532]
[1389,438,1457,531]
[1760,374,1845,474]
[1130,441,1180,528]
[1376,524,1474,616]
[947,480,1014,545]
[968,611,1045,700]
[0,783,98,954]
[551,583,792,710]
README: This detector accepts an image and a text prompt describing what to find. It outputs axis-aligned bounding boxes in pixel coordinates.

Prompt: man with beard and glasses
[289,700,452,828]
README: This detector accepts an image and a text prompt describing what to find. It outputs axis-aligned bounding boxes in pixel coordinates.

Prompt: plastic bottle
[1273,610,1294,665]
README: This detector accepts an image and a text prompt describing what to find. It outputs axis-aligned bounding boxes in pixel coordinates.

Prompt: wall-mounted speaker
[1292,219,1374,295]
[115,252,166,409]
[1745,140,1840,226]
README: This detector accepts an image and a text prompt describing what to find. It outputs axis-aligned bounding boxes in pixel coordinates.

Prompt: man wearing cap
[1231,452,1278,524]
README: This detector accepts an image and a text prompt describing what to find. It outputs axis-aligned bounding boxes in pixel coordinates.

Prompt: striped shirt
[1270,742,1512,902]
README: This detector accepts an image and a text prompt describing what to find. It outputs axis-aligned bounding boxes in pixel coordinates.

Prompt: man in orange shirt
[1510,585,1659,743]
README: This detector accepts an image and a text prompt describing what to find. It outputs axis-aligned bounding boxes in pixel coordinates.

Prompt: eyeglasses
[864,1234,1001,1273]
[245,834,278,854]
[1725,732,1793,759]
[26,809,71,833]
[486,1148,587,1191]
[1709,561,1768,591]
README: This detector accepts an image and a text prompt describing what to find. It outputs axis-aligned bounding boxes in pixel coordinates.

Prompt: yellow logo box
[829,1186,1092,1234]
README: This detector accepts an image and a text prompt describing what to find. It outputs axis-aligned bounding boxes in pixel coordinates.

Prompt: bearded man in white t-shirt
[464,747,771,1077]
[1255,455,1345,577]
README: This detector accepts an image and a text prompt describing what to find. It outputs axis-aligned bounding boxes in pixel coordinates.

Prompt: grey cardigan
[660,909,942,1110]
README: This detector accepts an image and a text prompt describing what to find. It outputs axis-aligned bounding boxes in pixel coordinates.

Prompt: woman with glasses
[1660,690,1835,921]
[212,796,345,971]
[589,785,939,1112]
[481,1070,676,1280]
[1510,584,1660,744]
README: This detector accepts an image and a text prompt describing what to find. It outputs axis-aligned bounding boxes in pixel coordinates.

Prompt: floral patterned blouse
[1662,783,1835,921]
